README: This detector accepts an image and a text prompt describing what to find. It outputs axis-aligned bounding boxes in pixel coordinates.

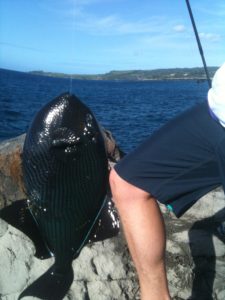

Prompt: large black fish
[20,93,109,299]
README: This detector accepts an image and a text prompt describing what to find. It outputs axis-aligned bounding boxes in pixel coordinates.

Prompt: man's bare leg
[109,168,171,300]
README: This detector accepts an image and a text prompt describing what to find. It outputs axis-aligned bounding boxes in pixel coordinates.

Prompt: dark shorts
[114,101,225,217]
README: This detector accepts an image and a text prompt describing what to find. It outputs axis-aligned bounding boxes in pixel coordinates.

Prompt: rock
[160,188,225,300]
[0,134,26,209]
[101,128,125,162]
[0,218,8,237]
[0,134,225,299]
[0,224,35,295]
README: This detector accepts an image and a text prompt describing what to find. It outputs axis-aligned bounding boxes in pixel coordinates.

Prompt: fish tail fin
[18,263,74,300]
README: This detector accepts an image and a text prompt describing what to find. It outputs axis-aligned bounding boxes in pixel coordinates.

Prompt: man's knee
[109,168,122,191]
[109,168,151,203]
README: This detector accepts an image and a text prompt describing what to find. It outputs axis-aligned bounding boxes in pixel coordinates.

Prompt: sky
[0,0,224,74]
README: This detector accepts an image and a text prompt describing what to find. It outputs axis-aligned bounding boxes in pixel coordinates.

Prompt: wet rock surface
[0,134,225,299]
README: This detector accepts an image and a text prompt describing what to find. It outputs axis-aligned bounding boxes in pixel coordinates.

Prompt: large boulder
[160,189,225,300]
[0,134,225,299]
[0,134,26,209]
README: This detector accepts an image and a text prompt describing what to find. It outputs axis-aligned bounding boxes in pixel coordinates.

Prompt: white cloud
[173,25,186,32]
[57,0,168,36]
[199,32,222,42]
[196,3,225,18]
[74,14,168,36]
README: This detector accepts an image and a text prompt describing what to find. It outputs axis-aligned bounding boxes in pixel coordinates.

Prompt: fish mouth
[51,127,82,149]
[51,126,97,156]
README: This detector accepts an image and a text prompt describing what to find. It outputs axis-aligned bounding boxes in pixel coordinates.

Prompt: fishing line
[69,1,77,94]
[185,0,211,88]
[69,75,73,95]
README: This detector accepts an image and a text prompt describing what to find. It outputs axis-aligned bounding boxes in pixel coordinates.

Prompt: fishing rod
[185,0,211,88]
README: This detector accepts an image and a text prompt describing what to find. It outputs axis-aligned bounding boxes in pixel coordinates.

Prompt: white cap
[208,63,225,127]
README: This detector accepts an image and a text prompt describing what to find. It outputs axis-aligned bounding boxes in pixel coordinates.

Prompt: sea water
[0,68,208,153]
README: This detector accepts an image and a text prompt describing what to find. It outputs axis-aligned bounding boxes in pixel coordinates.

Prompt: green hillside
[30,67,218,81]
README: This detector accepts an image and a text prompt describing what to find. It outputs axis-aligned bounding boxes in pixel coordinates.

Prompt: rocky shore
[0,133,225,300]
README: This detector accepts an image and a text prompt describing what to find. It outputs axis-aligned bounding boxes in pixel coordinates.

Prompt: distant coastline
[29,67,218,81]
[0,67,218,81]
